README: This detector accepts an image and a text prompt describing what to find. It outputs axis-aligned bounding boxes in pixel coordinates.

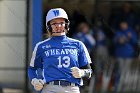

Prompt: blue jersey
[28,35,92,86]
[113,28,138,58]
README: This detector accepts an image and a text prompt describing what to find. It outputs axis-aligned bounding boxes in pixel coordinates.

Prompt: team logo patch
[53,10,59,16]
[42,45,51,49]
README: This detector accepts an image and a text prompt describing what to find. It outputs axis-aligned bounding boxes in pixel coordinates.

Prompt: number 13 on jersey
[57,56,70,68]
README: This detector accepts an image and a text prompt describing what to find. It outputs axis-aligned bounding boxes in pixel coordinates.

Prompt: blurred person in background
[113,21,138,92]
[69,10,87,37]
[72,22,96,53]
[109,2,140,31]
[28,8,92,93]
[93,20,110,92]
[72,22,95,93]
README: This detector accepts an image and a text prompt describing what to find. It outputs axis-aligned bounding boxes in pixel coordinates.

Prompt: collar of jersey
[51,35,67,40]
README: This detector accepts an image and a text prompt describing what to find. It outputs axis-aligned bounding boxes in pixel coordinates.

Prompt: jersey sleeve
[28,43,43,80]
[78,41,92,67]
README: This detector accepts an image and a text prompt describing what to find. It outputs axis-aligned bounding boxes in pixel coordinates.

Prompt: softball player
[28,8,92,93]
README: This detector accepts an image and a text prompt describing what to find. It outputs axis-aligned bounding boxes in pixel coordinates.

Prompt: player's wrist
[80,69,86,77]
[31,78,38,85]
[31,78,45,85]
[81,69,92,78]
[31,78,44,91]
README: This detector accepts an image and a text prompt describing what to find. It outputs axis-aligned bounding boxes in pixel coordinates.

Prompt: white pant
[41,84,80,93]
[116,58,133,92]
[117,58,132,75]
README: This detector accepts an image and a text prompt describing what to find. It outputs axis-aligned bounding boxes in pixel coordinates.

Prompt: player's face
[120,22,128,31]
[50,18,66,35]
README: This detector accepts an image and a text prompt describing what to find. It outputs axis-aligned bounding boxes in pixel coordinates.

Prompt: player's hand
[119,36,126,44]
[71,67,85,78]
[31,78,45,91]
[128,32,132,38]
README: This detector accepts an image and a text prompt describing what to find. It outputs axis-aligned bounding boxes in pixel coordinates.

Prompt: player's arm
[28,43,43,80]
[71,63,92,79]
[28,43,44,91]
[129,31,138,45]
[71,41,92,79]
[113,32,121,44]
[80,64,92,78]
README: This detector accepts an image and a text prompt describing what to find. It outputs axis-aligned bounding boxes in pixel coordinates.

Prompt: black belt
[47,80,77,86]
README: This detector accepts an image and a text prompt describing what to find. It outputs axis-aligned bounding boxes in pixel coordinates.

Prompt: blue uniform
[28,35,92,86]
[113,27,138,58]
[72,31,96,53]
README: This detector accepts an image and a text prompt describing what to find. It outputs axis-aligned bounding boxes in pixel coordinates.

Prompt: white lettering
[61,49,65,55]
[50,49,55,55]
[44,51,49,57]
[44,49,78,57]
[56,49,60,55]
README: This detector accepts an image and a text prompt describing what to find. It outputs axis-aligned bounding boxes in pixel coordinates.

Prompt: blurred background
[0,0,140,93]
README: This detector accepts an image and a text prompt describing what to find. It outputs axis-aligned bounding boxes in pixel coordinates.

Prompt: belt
[47,80,77,87]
